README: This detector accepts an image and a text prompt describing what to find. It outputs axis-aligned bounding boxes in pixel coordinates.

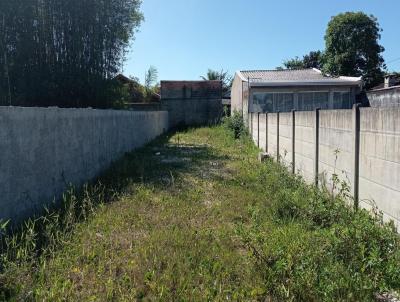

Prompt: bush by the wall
[223,111,247,139]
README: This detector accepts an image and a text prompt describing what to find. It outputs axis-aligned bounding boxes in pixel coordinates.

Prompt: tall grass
[234,143,400,301]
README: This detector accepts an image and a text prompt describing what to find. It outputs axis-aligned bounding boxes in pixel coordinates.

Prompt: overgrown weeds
[0,125,399,301]
[236,157,400,301]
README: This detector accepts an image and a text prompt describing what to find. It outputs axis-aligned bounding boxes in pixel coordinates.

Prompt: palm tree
[201,69,233,94]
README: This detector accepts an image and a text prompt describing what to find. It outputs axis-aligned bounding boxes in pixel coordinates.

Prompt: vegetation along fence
[248,106,400,229]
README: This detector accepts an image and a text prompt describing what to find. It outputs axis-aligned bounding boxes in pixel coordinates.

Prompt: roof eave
[236,71,248,82]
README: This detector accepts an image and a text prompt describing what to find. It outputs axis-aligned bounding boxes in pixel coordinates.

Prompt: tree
[201,69,233,94]
[303,51,324,69]
[144,66,158,90]
[283,51,324,70]
[283,57,305,70]
[144,66,160,103]
[0,0,143,108]
[323,12,385,89]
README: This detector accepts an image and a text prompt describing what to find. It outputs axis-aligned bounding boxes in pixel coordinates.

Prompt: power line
[387,57,400,64]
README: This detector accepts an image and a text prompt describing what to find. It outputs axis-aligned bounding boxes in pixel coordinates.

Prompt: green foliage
[0,0,143,108]
[283,51,324,70]
[223,110,247,139]
[323,12,385,89]
[283,57,305,70]
[1,126,399,301]
[144,66,160,103]
[201,69,233,94]
[237,158,400,301]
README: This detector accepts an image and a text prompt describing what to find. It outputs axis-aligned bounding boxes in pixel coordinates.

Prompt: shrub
[223,111,247,139]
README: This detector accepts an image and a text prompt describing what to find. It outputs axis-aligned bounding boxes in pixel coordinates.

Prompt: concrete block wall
[249,107,400,229]
[0,107,168,223]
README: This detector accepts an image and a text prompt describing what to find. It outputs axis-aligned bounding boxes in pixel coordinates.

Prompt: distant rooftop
[237,68,362,86]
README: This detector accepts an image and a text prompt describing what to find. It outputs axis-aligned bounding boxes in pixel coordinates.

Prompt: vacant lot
[1,125,399,301]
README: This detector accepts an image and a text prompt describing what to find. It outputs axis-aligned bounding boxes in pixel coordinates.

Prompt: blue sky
[124,0,400,83]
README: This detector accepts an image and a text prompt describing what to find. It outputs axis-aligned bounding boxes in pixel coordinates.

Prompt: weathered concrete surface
[293,111,315,183]
[251,113,259,147]
[0,107,168,223]
[259,114,267,152]
[278,112,293,168]
[162,98,222,128]
[160,81,223,128]
[267,113,278,160]
[359,108,400,228]
[319,110,354,193]
[367,86,400,108]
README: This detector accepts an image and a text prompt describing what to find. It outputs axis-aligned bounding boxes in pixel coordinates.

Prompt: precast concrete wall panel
[0,107,168,223]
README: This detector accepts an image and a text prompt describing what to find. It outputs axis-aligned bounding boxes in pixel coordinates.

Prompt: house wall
[231,73,243,114]
[250,107,400,229]
[230,73,250,121]
[0,107,169,224]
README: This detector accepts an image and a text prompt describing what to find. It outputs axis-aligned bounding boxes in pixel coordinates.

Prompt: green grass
[1,124,399,301]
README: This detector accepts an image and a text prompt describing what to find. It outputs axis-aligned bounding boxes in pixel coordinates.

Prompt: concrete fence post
[250,113,253,135]
[291,110,296,174]
[265,113,268,153]
[314,108,320,186]
[277,111,280,161]
[257,112,260,147]
[352,103,361,210]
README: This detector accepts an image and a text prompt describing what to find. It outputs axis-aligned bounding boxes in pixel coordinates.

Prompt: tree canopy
[283,51,324,70]
[0,0,143,108]
[323,12,385,89]
[201,69,233,94]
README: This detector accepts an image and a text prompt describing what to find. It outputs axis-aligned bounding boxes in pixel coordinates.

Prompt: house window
[274,93,294,112]
[333,92,351,109]
[253,93,273,112]
[298,92,329,110]
[252,92,294,112]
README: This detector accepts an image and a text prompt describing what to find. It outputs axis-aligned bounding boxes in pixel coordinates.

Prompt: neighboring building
[231,68,362,118]
[160,80,223,128]
[367,74,400,108]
